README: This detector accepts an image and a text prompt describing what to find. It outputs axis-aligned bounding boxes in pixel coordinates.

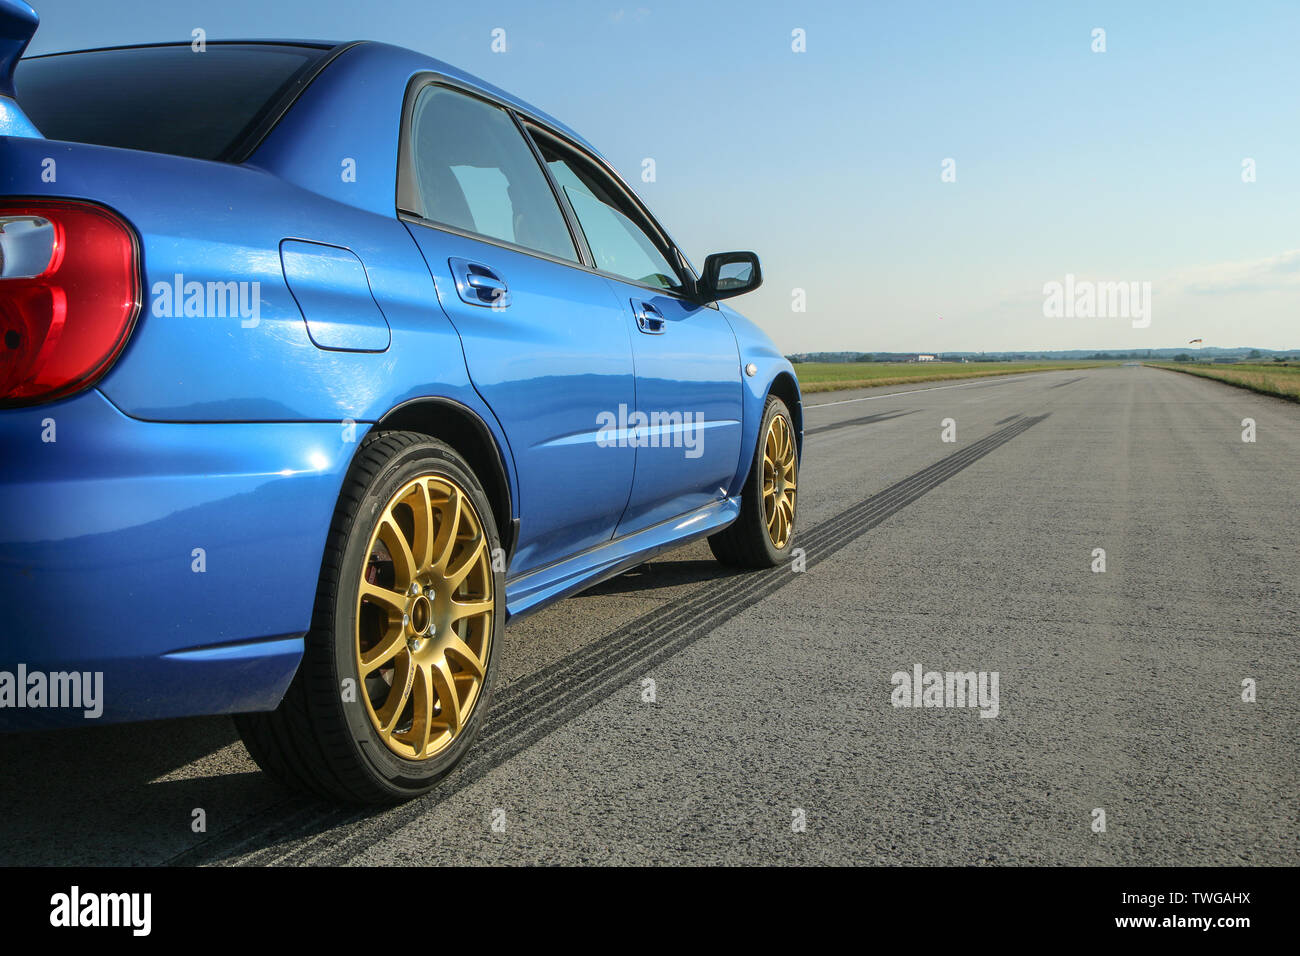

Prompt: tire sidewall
[752,397,798,562]
[329,439,505,797]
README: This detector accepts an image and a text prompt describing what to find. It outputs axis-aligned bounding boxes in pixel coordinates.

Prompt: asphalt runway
[2,365,1296,865]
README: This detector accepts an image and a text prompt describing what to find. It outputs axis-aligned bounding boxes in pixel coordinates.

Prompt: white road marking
[806,375,1035,409]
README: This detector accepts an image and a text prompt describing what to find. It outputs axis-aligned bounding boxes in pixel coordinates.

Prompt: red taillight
[0,200,141,406]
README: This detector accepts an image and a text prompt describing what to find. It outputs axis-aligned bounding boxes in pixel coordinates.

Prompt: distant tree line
[786,348,1296,364]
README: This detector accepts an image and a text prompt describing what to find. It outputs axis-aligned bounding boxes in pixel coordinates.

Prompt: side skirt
[504,496,741,621]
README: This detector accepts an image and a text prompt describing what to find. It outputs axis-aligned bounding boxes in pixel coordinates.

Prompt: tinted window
[537,137,681,291]
[407,87,578,262]
[14,44,328,161]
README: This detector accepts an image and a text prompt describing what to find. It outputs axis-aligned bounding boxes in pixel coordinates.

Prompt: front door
[531,132,743,536]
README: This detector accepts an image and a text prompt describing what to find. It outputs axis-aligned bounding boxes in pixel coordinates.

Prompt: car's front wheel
[708,394,798,568]
[235,430,504,804]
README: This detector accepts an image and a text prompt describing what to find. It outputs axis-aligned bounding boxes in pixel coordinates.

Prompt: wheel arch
[767,370,804,459]
[368,397,518,560]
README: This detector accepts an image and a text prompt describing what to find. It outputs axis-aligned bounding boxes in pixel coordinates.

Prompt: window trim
[511,112,597,272]
[399,211,595,272]
[395,71,708,305]
[396,77,585,266]
[522,123,693,296]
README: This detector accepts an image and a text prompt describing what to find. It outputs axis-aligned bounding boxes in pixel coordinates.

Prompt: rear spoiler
[0,0,40,137]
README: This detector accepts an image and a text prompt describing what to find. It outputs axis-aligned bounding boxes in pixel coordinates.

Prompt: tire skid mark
[478,416,1048,745]
[167,796,348,867]
[804,408,916,437]
[171,413,1049,866]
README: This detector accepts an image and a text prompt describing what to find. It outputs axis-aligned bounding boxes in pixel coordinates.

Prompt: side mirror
[698,251,762,302]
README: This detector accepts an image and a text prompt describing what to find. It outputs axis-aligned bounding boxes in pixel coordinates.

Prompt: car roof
[21,39,602,160]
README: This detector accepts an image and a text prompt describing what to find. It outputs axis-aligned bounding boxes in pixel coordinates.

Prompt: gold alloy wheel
[762,413,797,549]
[355,475,494,761]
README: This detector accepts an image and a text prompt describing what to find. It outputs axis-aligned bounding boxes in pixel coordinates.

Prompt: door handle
[449,257,510,308]
[633,299,665,334]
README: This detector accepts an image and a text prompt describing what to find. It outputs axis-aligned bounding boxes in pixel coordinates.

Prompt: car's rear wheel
[235,430,504,804]
[708,395,798,568]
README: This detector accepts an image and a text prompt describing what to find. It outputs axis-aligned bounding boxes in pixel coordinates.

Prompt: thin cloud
[1176,250,1300,296]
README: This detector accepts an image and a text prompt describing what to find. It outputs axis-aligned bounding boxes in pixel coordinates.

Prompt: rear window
[14,43,331,161]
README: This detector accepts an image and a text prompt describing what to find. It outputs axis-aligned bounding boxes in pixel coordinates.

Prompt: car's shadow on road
[0,715,303,865]
[0,557,742,865]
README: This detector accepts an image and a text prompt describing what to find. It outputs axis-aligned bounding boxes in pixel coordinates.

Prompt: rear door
[400,84,636,576]
[528,129,743,536]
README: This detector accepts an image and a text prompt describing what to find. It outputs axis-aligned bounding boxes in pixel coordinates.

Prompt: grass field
[792,361,1110,393]
[1145,362,1300,402]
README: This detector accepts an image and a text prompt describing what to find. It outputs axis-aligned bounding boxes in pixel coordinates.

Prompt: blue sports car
[0,0,801,802]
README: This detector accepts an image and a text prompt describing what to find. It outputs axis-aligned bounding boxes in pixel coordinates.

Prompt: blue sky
[24,0,1300,352]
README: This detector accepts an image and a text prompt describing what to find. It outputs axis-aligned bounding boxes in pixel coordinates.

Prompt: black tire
[708,395,799,568]
[234,430,505,804]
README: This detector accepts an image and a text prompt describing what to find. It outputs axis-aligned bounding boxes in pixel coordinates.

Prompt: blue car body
[0,4,800,727]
